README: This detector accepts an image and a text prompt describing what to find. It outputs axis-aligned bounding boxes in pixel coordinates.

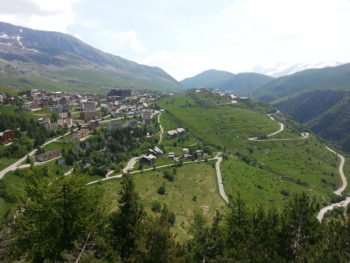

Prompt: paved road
[122,156,142,174]
[0,129,75,179]
[316,147,348,222]
[325,146,347,196]
[214,155,229,203]
[157,113,164,144]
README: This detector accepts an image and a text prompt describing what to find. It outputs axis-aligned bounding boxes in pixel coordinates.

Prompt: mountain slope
[275,90,350,152]
[180,69,235,90]
[253,63,350,102]
[180,70,273,96]
[0,22,181,93]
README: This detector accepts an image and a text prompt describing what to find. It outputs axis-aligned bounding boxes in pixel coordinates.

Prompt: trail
[157,112,164,144]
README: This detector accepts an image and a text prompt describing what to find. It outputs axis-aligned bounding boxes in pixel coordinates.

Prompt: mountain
[180,69,235,90]
[180,70,273,96]
[254,61,343,78]
[253,63,350,102]
[0,22,182,93]
[275,90,350,152]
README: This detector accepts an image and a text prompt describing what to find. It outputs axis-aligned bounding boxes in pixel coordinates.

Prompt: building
[58,112,68,119]
[22,101,41,111]
[107,89,132,99]
[88,120,99,130]
[166,128,185,139]
[44,122,59,131]
[57,118,73,128]
[80,102,96,112]
[35,149,61,162]
[128,120,138,128]
[0,130,15,145]
[49,104,69,113]
[80,111,100,121]
[148,146,164,156]
[168,152,175,159]
[106,122,123,131]
[141,154,157,165]
[72,129,90,141]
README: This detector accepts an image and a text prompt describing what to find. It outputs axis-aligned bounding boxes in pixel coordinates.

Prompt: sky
[1,0,350,80]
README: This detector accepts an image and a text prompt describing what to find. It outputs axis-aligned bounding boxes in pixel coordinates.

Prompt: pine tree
[109,173,145,261]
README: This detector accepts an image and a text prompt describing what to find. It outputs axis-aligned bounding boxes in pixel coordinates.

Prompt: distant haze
[1,0,350,80]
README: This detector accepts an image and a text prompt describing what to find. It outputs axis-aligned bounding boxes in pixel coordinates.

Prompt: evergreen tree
[109,174,145,261]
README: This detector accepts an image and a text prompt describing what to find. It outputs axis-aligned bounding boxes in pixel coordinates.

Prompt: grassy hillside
[254,63,350,103]
[180,69,273,96]
[275,90,350,152]
[158,91,345,209]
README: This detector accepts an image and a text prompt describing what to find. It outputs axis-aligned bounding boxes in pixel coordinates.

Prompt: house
[38,118,51,125]
[168,152,175,159]
[196,150,203,159]
[166,127,185,139]
[49,104,69,113]
[141,154,157,165]
[36,149,61,162]
[80,111,100,121]
[128,120,138,128]
[142,118,152,126]
[106,122,123,131]
[72,129,90,141]
[0,130,15,145]
[147,146,163,156]
[182,148,190,155]
[22,101,41,111]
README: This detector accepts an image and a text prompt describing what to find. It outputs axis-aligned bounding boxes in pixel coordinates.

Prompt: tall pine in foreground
[1,168,105,262]
[109,173,145,262]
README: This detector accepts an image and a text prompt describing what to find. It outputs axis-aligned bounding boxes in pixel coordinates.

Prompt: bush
[157,186,165,195]
[151,201,161,213]
[163,171,174,182]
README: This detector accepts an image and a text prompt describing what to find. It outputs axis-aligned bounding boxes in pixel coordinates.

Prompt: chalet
[147,146,164,156]
[72,129,90,141]
[141,154,157,165]
[168,152,175,159]
[0,130,15,145]
[196,150,203,159]
[36,149,61,162]
[166,128,185,139]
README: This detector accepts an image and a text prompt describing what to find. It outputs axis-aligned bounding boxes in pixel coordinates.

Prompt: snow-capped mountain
[254,61,344,78]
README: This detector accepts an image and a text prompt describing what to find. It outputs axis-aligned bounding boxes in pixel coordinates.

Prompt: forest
[0,167,349,263]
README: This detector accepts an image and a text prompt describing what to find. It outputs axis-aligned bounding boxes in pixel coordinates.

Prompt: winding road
[248,111,349,222]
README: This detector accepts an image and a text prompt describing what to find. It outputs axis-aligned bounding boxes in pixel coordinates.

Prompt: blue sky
[1,0,350,80]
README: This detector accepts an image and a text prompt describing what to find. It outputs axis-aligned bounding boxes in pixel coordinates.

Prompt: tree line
[1,167,350,262]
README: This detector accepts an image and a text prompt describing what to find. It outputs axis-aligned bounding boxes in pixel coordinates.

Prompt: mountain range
[0,22,182,93]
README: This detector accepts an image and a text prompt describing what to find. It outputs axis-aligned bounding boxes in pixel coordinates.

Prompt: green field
[98,162,226,240]
[158,92,347,209]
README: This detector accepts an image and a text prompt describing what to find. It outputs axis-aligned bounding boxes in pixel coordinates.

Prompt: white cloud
[0,0,80,32]
[122,30,146,51]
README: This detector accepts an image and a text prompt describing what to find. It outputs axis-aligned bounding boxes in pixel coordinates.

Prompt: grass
[0,157,18,171]
[98,162,226,240]
[158,92,347,210]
